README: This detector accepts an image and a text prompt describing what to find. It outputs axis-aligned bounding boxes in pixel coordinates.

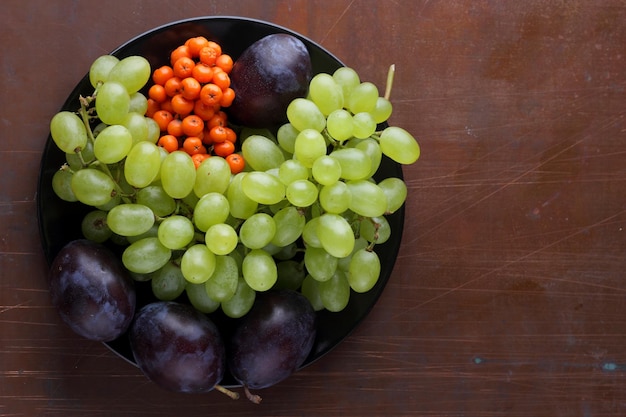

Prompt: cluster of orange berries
[145,36,244,173]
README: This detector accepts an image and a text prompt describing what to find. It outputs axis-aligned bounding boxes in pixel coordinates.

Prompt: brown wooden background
[2,1,625,415]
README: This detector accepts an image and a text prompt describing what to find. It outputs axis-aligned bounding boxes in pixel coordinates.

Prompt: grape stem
[384,64,395,100]
[78,94,98,147]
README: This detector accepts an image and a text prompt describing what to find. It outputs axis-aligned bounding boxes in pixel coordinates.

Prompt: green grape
[371,96,393,124]
[304,246,338,282]
[93,124,133,164]
[107,203,155,237]
[268,199,291,214]
[126,224,159,244]
[241,171,286,205]
[89,54,119,88]
[186,282,220,314]
[157,215,195,249]
[129,270,153,282]
[271,205,306,247]
[121,111,149,144]
[241,135,285,171]
[92,122,107,137]
[360,216,391,244]
[272,242,299,260]
[205,255,238,302]
[378,177,408,213]
[129,92,149,115]
[286,179,318,207]
[326,109,354,142]
[318,269,351,312]
[276,123,299,154]
[302,216,323,248]
[109,233,129,246]
[348,248,381,293]
[160,150,196,199]
[347,180,387,217]
[312,155,342,185]
[145,116,160,144]
[221,277,256,318]
[122,237,171,274]
[50,111,88,154]
[193,155,231,197]
[106,55,151,94]
[205,223,238,255]
[301,275,324,311]
[347,81,379,114]
[379,126,420,164]
[95,193,121,211]
[226,173,258,219]
[65,140,94,170]
[261,242,282,256]
[352,112,377,139]
[332,67,360,102]
[70,168,116,207]
[52,169,77,202]
[266,167,280,179]
[151,261,186,301]
[354,137,383,177]
[80,209,111,243]
[337,236,368,272]
[294,128,327,168]
[193,192,230,232]
[330,147,371,180]
[181,244,216,284]
[240,127,276,141]
[239,213,276,249]
[319,181,352,214]
[275,260,306,290]
[114,164,135,195]
[242,249,277,291]
[278,159,310,185]
[124,141,162,188]
[308,73,343,115]
[286,98,326,132]
[346,180,388,217]
[181,190,199,210]
[230,244,246,270]
[95,81,131,125]
[136,185,176,217]
[317,213,355,258]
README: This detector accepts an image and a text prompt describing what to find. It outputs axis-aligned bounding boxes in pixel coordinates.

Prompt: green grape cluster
[50,53,420,318]
[270,65,418,311]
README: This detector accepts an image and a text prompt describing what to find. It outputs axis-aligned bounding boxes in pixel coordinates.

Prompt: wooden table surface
[2,1,625,415]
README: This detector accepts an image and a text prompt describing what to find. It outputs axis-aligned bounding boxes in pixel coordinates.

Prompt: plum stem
[214,384,240,400]
[244,386,263,404]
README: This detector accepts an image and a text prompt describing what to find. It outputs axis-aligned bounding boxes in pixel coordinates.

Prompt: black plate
[37,16,405,387]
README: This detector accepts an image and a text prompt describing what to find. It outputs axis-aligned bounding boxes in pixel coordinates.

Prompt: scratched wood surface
[2,0,625,415]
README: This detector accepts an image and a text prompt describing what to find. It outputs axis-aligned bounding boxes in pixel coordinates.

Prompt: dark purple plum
[228,289,316,401]
[227,33,312,128]
[48,239,136,342]
[129,301,226,394]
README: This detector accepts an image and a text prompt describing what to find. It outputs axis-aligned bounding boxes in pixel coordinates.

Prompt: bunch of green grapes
[264,65,419,312]
[49,52,420,318]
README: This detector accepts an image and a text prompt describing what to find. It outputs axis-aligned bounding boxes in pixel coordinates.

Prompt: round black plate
[37,16,405,387]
